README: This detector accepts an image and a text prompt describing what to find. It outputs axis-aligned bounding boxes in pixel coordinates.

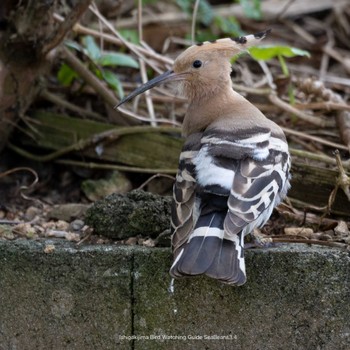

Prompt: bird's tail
[170,210,246,286]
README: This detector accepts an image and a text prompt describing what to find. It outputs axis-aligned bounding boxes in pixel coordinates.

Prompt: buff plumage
[118,30,291,285]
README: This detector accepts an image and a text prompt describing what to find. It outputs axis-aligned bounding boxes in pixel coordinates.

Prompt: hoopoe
[117,30,291,286]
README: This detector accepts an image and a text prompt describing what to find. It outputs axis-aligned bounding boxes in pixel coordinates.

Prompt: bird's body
[170,97,290,285]
[117,31,291,286]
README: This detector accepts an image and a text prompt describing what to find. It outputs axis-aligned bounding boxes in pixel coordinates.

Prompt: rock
[154,229,171,247]
[1,241,349,350]
[55,220,70,231]
[0,225,15,240]
[24,206,42,221]
[44,244,55,253]
[12,223,35,237]
[81,171,132,201]
[0,240,132,349]
[142,238,155,247]
[48,204,90,222]
[70,219,85,232]
[85,190,171,240]
[334,221,350,237]
[125,236,138,245]
[133,244,350,350]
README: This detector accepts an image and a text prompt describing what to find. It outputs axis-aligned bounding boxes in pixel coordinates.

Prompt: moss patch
[85,190,171,239]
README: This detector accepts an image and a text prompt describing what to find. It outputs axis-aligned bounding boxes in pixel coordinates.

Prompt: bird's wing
[201,128,291,237]
[170,127,290,284]
[171,127,290,253]
[171,133,202,259]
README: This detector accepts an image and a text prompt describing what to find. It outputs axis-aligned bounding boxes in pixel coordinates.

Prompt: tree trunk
[0,0,92,152]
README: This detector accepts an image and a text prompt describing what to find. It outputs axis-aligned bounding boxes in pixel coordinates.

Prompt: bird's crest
[176,30,271,61]
[116,30,270,107]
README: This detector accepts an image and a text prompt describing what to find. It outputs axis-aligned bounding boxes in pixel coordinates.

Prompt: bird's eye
[192,60,202,68]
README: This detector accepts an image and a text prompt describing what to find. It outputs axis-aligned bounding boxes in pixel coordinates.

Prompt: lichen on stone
[85,190,171,239]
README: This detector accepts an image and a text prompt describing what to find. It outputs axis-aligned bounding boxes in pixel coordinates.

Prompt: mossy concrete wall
[0,240,349,350]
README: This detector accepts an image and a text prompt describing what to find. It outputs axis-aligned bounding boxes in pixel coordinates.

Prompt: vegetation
[0,0,349,248]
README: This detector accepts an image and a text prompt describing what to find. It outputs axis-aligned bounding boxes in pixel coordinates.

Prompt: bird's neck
[182,88,267,137]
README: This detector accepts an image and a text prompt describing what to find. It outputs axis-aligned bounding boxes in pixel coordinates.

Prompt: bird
[117,30,291,286]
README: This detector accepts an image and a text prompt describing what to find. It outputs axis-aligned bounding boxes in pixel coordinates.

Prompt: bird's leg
[245,228,273,249]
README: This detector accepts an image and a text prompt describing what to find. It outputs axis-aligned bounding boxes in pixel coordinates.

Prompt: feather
[116,30,290,286]
[170,127,291,285]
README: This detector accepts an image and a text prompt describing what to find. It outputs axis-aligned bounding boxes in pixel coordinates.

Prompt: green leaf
[82,36,101,61]
[98,53,139,68]
[197,0,214,26]
[176,0,192,15]
[193,30,217,43]
[94,68,103,80]
[119,29,139,44]
[277,55,289,77]
[102,70,124,99]
[176,0,214,26]
[249,45,311,61]
[213,16,243,37]
[239,0,262,20]
[64,40,84,52]
[290,47,311,57]
[57,63,79,86]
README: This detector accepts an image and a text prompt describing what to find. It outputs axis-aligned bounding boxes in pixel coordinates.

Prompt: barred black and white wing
[171,133,201,261]
[170,127,290,285]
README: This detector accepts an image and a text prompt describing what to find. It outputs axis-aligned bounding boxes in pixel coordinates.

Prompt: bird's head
[116,30,270,107]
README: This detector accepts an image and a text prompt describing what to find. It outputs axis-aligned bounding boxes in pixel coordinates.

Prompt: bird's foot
[245,229,273,249]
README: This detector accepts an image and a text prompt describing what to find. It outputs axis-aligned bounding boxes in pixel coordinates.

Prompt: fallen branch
[269,93,334,128]
[9,124,181,163]
[0,167,39,201]
[55,159,177,174]
[40,90,106,121]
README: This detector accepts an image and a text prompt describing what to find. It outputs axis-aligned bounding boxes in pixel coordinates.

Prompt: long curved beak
[116,70,183,108]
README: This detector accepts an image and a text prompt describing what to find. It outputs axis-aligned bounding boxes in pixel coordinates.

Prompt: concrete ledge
[0,240,132,350]
[0,240,349,349]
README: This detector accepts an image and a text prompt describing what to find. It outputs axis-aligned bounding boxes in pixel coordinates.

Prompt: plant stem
[278,54,289,77]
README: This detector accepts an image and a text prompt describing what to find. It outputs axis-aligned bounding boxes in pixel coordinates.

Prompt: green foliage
[82,35,101,61]
[214,16,243,37]
[249,45,310,77]
[98,53,139,68]
[59,36,139,98]
[119,29,139,44]
[102,70,124,98]
[64,40,84,52]
[177,0,244,42]
[249,45,310,62]
[239,0,262,20]
[57,63,79,86]
[176,0,213,26]
[250,45,310,105]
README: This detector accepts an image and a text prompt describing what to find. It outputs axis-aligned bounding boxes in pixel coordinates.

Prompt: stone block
[132,245,350,350]
[0,240,132,350]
